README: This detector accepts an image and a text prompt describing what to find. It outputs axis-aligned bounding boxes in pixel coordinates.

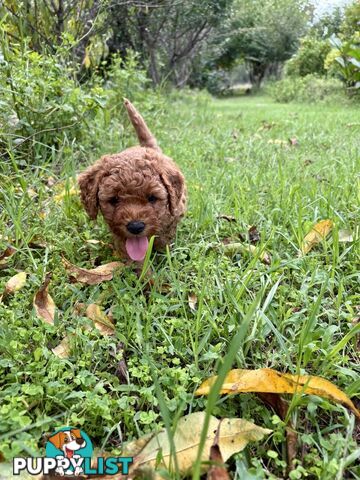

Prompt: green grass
[0,93,359,479]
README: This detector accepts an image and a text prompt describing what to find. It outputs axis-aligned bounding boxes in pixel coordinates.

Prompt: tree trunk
[248,61,267,88]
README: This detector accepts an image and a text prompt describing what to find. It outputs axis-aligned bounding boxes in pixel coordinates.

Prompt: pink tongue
[125,237,149,261]
[65,447,73,458]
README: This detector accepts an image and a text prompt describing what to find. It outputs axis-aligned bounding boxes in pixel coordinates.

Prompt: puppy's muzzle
[127,221,145,235]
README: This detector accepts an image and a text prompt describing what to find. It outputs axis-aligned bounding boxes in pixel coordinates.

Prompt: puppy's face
[78,149,185,261]
[99,162,169,254]
[48,429,86,458]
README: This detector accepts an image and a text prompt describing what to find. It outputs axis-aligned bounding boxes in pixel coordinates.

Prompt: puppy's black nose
[127,221,145,234]
[76,438,85,445]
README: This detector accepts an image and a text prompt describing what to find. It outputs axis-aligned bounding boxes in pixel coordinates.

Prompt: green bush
[0,42,106,164]
[285,36,331,77]
[104,51,161,113]
[325,35,360,89]
[0,41,162,165]
[267,75,347,103]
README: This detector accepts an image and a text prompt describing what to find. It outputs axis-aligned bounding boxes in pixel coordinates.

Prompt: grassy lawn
[1,94,359,478]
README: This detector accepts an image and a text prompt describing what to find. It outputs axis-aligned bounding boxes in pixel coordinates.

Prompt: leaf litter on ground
[196,368,360,420]
[86,304,115,336]
[257,392,298,472]
[52,337,70,358]
[207,420,230,480]
[248,225,261,245]
[188,293,198,311]
[0,245,17,267]
[300,219,333,255]
[0,271,27,302]
[62,257,123,285]
[217,214,236,222]
[33,273,56,325]
[88,412,271,479]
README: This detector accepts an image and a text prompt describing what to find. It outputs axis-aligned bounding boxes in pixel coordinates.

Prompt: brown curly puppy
[78,99,186,262]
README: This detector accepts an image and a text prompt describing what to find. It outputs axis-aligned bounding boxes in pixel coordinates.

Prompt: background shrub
[267,74,347,103]
[285,36,331,77]
[0,42,162,165]
[0,43,105,164]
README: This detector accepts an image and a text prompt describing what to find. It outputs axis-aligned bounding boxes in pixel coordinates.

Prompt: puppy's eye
[148,195,157,204]
[63,438,69,443]
[109,197,119,206]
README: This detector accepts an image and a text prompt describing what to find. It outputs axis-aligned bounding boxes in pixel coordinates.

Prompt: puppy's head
[48,429,86,457]
[78,148,185,261]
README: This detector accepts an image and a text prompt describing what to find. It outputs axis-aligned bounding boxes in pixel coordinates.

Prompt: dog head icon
[48,428,86,458]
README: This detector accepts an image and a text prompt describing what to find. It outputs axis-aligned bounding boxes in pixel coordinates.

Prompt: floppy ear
[160,165,185,217]
[78,159,105,220]
[70,428,81,438]
[48,432,65,450]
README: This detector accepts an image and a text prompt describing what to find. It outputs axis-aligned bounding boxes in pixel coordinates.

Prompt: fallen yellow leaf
[124,412,271,477]
[62,258,123,285]
[301,219,333,255]
[53,178,79,203]
[52,337,70,358]
[195,368,360,420]
[4,271,27,295]
[86,304,115,336]
[33,273,56,325]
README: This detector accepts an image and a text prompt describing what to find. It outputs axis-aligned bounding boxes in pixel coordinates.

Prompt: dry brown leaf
[217,215,236,222]
[207,444,230,480]
[86,304,115,335]
[0,245,17,263]
[207,420,230,480]
[28,239,48,249]
[338,229,354,243]
[188,293,198,311]
[74,302,86,316]
[222,243,271,265]
[113,342,128,384]
[62,257,123,285]
[124,412,271,477]
[258,393,297,472]
[33,273,56,325]
[248,225,260,245]
[52,337,70,358]
[301,219,333,255]
[196,368,360,420]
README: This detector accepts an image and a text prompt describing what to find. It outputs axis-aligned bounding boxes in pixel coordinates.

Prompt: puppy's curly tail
[123,98,160,151]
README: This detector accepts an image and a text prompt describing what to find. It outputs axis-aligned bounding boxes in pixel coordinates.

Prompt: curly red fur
[78,100,186,261]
